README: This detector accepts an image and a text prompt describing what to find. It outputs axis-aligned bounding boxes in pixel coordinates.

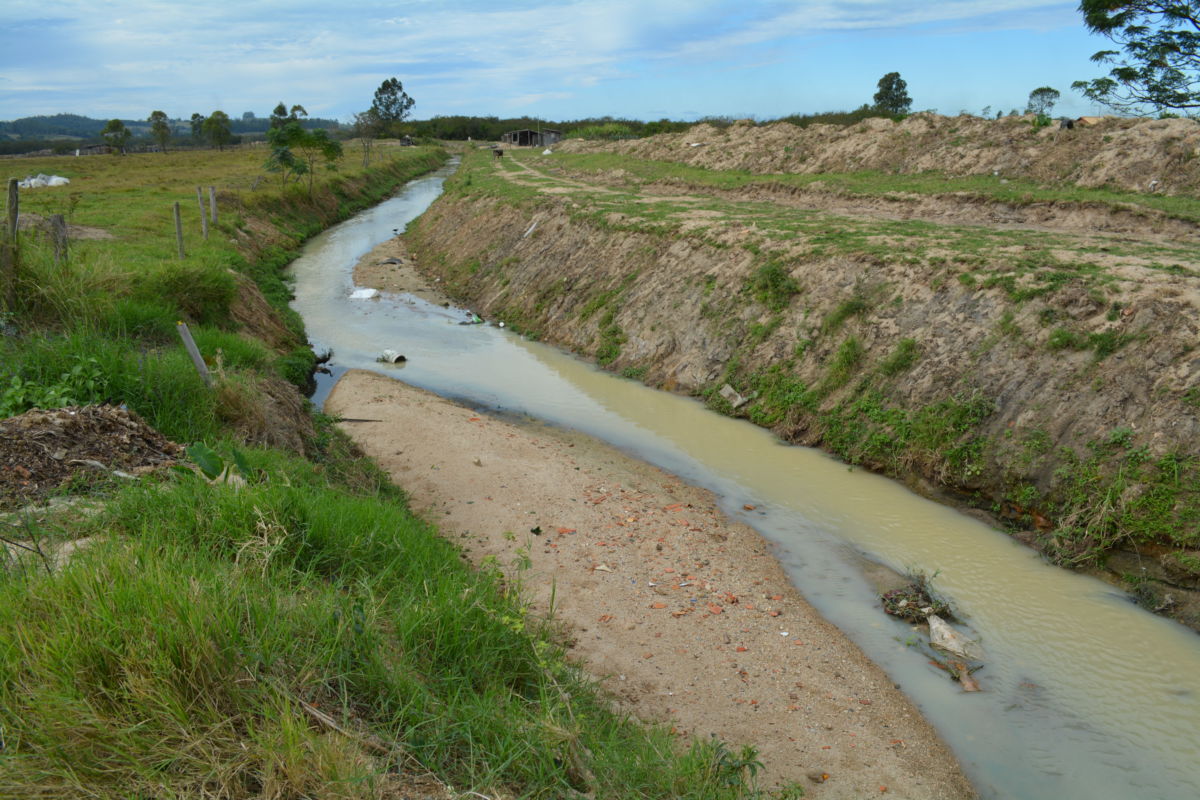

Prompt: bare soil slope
[403,133,1200,628]
[557,114,1200,195]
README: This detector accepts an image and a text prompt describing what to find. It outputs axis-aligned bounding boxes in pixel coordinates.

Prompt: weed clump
[881,574,954,622]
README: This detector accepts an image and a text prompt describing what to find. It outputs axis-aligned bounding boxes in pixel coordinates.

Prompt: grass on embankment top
[544,151,1200,224]
[0,449,772,800]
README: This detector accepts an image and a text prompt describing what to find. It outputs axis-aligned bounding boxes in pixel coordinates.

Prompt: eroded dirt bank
[401,132,1200,628]
[557,114,1200,195]
[326,370,975,799]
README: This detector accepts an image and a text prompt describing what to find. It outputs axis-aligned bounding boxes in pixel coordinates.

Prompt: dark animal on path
[492,148,504,160]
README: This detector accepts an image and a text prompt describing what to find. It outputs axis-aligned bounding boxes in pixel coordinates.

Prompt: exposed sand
[352,237,455,305]
[327,370,975,799]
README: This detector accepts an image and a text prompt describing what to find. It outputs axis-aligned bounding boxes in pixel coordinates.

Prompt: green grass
[0,455,770,799]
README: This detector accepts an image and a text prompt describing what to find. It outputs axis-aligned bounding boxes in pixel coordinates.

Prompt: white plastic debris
[18,174,70,189]
[928,614,982,660]
[349,288,379,300]
[542,148,553,155]
[377,350,407,364]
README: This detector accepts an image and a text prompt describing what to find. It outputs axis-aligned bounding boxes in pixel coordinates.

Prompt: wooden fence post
[196,187,208,240]
[3,179,18,313]
[5,179,16,240]
[176,321,214,387]
[1,243,14,314]
[49,214,68,264]
[208,186,217,225]
[173,202,185,259]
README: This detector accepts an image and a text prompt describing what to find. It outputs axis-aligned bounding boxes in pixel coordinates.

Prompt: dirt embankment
[403,131,1200,629]
[557,114,1200,196]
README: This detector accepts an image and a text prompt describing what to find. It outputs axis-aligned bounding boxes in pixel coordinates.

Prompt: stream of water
[289,162,1200,800]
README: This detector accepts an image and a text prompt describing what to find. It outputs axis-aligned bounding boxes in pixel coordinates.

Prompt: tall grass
[0,455,770,799]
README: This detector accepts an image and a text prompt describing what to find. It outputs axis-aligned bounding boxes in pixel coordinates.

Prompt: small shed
[500,129,562,147]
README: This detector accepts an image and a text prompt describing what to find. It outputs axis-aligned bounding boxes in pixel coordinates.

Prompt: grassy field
[0,146,781,798]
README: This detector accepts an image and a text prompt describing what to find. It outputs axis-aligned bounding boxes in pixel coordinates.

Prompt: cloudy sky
[2,1,1114,123]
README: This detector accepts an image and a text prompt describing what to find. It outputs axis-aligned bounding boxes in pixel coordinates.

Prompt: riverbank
[402,141,1200,629]
[326,369,975,799]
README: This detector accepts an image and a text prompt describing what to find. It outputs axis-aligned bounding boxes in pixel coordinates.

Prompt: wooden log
[173,201,185,259]
[196,187,208,240]
[208,186,217,224]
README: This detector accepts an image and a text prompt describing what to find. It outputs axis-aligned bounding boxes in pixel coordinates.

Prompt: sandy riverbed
[327,349,975,797]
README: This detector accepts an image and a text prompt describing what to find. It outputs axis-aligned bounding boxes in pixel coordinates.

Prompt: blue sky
[1,1,1116,123]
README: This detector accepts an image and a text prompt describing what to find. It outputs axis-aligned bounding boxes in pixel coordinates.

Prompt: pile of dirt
[0,405,181,508]
[557,113,1200,195]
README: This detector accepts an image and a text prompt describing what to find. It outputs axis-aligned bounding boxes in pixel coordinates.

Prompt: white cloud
[0,1,1081,119]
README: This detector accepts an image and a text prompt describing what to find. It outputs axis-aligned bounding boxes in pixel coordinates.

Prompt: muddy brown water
[289,162,1200,800]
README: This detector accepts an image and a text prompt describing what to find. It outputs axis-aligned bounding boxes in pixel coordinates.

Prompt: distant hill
[0,112,342,141]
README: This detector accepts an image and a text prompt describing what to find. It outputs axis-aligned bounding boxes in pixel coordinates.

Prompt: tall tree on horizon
[1025,86,1061,116]
[873,72,912,115]
[202,110,232,151]
[371,78,415,136]
[148,110,171,152]
[100,119,130,153]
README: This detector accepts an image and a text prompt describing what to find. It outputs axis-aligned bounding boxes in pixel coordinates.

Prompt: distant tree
[293,128,342,195]
[1072,1,1200,115]
[265,121,342,194]
[873,72,912,115]
[100,119,131,153]
[202,110,232,151]
[352,108,382,167]
[371,77,415,136]
[148,110,171,152]
[1026,86,1061,116]
[242,111,256,122]
[270,102,308,129]
[190,113,206,141]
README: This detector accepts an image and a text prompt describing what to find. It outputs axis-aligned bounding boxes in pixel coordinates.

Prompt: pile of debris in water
[882,574,984,692]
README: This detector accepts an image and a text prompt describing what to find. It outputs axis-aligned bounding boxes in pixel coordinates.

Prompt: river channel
[289,161,1200,800]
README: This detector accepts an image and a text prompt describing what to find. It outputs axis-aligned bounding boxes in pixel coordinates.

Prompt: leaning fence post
[196,187,208,240]
[208,186,217,225]
[173,201,185,259]
[176,321,213,387]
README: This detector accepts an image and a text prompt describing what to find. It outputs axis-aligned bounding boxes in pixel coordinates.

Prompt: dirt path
[502,148,1200,245]
[327,370,976,799]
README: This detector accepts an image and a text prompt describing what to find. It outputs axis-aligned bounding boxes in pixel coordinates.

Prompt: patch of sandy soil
[352,237,456,306]
[326,370,976,799]
[16,211,114,240]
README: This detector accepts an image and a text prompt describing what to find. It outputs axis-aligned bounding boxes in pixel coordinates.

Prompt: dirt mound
[558,113,1200,195]
[0,405,181,508]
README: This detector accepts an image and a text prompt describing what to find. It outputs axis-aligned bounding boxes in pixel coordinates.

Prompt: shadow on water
[290,160,1200,800]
